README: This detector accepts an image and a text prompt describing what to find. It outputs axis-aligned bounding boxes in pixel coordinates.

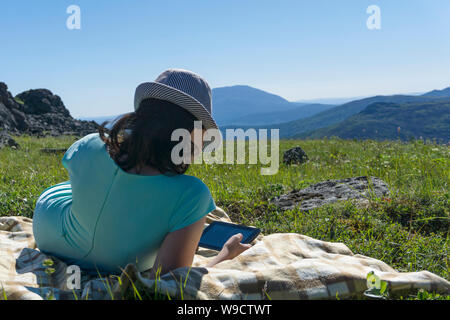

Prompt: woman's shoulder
[62,133,105,168]
[65,133,102,152]
[172,174,212,196]
[78,133,103,146]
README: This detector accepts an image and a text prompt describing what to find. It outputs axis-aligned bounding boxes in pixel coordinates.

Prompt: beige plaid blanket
[1,207,449,300]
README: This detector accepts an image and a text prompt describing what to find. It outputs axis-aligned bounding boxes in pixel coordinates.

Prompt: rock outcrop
[0,82,98,137]
[270,176,390,211]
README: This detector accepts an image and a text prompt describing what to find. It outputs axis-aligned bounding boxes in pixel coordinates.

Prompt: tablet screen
[199,222,259,250]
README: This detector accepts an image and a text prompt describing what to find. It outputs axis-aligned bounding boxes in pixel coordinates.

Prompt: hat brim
[134,82,218,131]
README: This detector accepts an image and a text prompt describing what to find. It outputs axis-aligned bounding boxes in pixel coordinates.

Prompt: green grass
[0,135,449,299]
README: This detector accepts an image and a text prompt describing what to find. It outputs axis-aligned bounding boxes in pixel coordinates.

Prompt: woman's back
[33,133,215,273]
[31,69,251,278]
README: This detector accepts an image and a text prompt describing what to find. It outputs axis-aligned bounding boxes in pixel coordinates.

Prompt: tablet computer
[198,221,261,251]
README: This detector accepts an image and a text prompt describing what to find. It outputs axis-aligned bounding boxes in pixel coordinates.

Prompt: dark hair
[98,98,198,175]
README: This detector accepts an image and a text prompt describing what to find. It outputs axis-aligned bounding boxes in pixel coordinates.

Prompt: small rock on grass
[270,176,390,211]
[283,146,308,165]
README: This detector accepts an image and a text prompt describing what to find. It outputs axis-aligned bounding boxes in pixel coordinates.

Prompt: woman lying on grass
[32,69,251,277]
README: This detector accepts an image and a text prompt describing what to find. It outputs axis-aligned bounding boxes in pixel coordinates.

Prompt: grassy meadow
[0,135,449,299]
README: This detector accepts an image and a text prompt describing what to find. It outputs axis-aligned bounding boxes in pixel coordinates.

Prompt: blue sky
[1,0,449,118]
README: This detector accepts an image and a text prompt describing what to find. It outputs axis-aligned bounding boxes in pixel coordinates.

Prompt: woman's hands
[205,233,252,268]
[219,233,252,260]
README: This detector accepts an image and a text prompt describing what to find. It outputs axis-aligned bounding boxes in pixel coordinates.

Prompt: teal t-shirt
[33,133,216,273]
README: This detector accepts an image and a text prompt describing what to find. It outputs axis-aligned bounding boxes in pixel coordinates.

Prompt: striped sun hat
[134,69,218,130]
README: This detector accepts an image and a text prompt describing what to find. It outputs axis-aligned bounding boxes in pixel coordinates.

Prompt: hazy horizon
[75,85,436,120]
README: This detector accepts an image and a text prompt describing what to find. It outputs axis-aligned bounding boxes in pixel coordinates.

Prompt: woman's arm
[147,217,252,279]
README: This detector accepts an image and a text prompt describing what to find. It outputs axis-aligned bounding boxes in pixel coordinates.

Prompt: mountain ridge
[212,85,302,125]
[422,87,450,98]
[298,100,450,142]
[222,86,450,138]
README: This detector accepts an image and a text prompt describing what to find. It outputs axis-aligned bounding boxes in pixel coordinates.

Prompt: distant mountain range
[79,85,450,143]
[222,103,335,126]
[296,96,368,105]
[212,85,333,125]
[80,85,337,126]
[299,100,450,142]
[222,87,450,142]
[254,94,436,137]
[290,88,450,141]
[295,92,425,105]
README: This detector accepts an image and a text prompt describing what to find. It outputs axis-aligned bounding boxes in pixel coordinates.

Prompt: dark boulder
[270,176,390,211]
[16,89,70,116]
[283,146,308,165]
